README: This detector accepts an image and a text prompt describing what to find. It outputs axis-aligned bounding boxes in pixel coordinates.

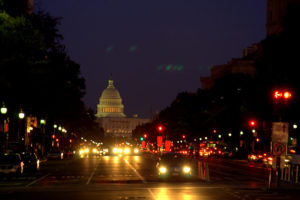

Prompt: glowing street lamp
[40,119,46,125]
[18,110,25,119]
[1,104,7,114]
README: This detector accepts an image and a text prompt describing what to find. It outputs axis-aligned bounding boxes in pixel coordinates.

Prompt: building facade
[201,0,300,89]
[96,76,149,138]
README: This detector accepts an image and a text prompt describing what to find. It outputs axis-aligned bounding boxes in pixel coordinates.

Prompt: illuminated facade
[96,76,149,138]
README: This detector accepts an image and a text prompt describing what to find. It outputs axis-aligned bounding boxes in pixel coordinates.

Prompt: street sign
[273,142,286,156]
[272,122,288,143]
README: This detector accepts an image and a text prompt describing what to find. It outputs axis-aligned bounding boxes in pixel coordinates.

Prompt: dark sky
[37,0,266,118]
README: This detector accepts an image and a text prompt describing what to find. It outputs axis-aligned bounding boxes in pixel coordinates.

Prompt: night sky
[37,0,266,118]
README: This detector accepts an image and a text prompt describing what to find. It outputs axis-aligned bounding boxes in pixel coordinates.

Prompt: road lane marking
[147,188,157,200]
[86,161,100,185]
[124,159,147,183]
[25,173,50,187]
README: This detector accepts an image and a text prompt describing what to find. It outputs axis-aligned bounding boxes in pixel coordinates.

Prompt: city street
[1,154,299,200]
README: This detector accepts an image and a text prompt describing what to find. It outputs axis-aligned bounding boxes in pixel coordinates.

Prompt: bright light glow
[134,148,139,154]
[118,148,123,153]
[159,167,167,174]
[240,131,244,135]
[252,129,256,133]
[228,133,232,137]
[204,137,207,140]
[113,148,118,154]
[40,119,46,125]
[284,92,292,99]
[274,91,282,99]
[93,148,98,153]
[19,112,25,119]
[1,107,7,114]
[218,134,221,138]
[85,148,89,153]
[293,124,298,129]
[183,166,191,173]
[53,124,58,129]
[124,148,130,154]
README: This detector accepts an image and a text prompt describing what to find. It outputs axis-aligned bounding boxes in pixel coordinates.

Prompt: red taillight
[20,161,24,167]
[218,151,221,154]
[263,153,267,157]
[258,155,263,158]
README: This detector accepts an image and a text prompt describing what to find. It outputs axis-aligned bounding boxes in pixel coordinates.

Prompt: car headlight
[79,149,84,155]
[93,148,98,153]
[124,148,130,154]
[134,148,139,154]
[113,148,118,154]
[159,167,167,174]
[183,166,191,173]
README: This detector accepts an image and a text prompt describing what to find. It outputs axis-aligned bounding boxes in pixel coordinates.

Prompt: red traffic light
[273,90,292,99]
[213,129,217,134]
[283,91,292,99]
[249,120,256,127]
[143,134,148,138]
[157,125,163,132]
[182,134,186,139]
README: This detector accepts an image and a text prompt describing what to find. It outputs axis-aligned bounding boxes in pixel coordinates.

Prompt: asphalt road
[0,154,299,200]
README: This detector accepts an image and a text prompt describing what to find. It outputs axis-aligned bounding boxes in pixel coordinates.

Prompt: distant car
[156,152,193,178]
[47,150,63,160]
[20,152,40,172]
[0,153,24,175]
[248,151,271,163]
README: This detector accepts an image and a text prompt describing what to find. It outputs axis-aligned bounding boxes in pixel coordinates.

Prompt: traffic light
[249,120,256,127]
[256,138,260,142]
[52,134,55,139]
[140,137,144,141]
[182,134,186,139]
[273,90,292,99]
[157,125,163,132]
[143,133,148,138]
[213,129,217,134]
[69,139,72,143]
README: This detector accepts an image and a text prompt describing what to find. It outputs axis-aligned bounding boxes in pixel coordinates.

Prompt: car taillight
[20,161,24,167]
[263,153,267,157]
[218,151,221,154]
[258,155,263,158]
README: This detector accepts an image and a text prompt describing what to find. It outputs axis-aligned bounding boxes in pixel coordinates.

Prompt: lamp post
[1,103,8,152]
[40,118,46,157]
[18,109,25,151]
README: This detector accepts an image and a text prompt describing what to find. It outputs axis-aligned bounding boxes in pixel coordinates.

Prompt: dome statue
[96,75,126,118]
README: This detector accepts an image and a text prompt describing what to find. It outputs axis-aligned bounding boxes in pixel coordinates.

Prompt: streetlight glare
[1,107,7,114]
[18,112,25,119]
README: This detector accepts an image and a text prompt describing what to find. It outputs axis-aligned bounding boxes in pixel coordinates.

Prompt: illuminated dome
[96,75,126,118]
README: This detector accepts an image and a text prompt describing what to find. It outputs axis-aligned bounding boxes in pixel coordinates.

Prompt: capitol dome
[96,75,126,118]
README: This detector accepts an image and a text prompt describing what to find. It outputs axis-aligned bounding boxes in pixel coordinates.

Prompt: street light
[1,103,7,114]
[18,110,25,119]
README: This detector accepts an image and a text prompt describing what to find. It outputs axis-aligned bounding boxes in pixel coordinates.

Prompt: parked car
[20,152,40,172]
[0,153,24,175]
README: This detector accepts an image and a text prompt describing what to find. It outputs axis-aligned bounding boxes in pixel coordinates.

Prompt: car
[20,152,40,172]
[0,153,24,175]
[47,150,63,160]
[248,151,271,163]
[156,152,193,178]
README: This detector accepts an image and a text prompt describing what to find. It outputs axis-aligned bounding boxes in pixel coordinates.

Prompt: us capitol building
[96,75,149,138]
